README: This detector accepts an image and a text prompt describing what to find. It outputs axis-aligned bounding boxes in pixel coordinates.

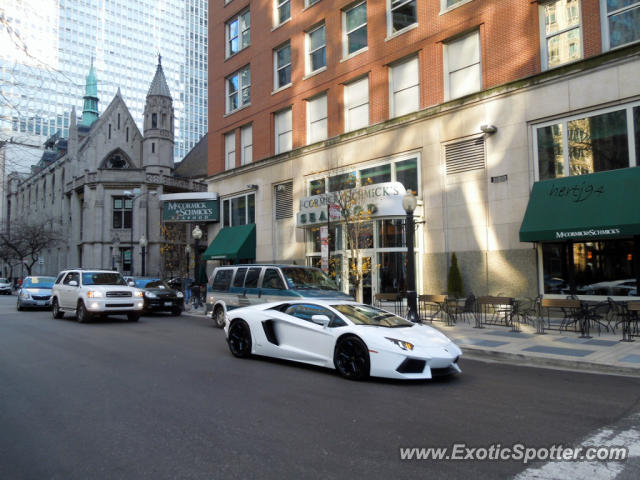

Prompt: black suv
[128,277,184,315]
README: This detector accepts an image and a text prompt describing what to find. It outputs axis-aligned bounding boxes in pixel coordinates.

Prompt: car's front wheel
[228,320,252,358]
[213,306,226,328]
[76,301,92,323]
[52,298,64,319]
[334,336,370,380]
[171,307,182,316]
[16,299,23,311]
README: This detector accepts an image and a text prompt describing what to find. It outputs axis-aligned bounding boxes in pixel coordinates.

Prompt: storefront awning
[519,167,640,242]
[202,224,256,261]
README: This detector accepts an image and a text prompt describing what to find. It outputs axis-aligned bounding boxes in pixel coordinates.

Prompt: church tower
[79,60,99,128]
[142,55,174,174]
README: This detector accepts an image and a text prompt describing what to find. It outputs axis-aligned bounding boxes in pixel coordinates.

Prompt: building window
[222,193,256,226]
[275,0,290,26]
[226,9,250,57]
[306,0,321,7]
[152,113,157,128]
[241,124,253,165]
[388,0,417,35]
[389,55,420,117]
[601,0,640,50]
[113,197,133,229]
[275,107,292,154]
[343,2,368,57]
[152,142,155,153]
[540,0,582,69]
[441,0,469,11]
[344,76,369,132]
[225,131,236,170]
[274,42,292,90]
[535,104,640,180]
[444,30,481,100]
[306,24,326,74]
[226,66,251,113]
[307,93,328,144]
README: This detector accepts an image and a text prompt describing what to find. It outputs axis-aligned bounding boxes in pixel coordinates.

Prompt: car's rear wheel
[228,320,252,358]
[16,299,23,311]
[127,312,140,322]
[76,301,92,323]
[213,306,226,328]
[334,336,370,380]
[52,298,64,319]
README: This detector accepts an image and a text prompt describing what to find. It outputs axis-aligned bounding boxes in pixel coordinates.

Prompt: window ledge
[271,17,291,32]
[303,66,327,80]
[439,0,474,16]
[385,22,418,42]
[224,47,250,62]
[272,83,292,95]
[340,46,368,63]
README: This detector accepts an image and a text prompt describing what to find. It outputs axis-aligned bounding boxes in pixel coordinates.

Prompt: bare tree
[0,217,63,275]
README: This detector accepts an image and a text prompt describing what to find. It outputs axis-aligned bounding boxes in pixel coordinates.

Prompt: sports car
[224,300,462,380]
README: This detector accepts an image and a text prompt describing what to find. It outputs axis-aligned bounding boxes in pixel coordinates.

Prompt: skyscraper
[0,0,208,162]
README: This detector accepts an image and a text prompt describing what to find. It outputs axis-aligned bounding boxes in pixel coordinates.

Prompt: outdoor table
[474,296,515,330]
[621,301,640,342]
[418,294,454,325]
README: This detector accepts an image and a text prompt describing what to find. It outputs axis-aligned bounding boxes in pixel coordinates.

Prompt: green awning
[519,167,640,242]
[202,224,256,261]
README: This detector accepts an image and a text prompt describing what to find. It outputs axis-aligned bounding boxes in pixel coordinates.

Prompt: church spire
[79,59,99,127]
[147,54,172,98]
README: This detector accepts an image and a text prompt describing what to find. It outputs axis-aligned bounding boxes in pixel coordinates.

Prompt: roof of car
[216,264,319,269]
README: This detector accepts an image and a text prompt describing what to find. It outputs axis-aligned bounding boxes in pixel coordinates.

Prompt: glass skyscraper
[0,0,208,161]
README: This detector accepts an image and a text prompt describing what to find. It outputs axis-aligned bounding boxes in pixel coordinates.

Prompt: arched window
[102,150,132,169]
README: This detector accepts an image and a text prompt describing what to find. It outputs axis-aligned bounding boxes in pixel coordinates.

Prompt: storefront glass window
[248,193,255,224]
[346,222,374,249]
[568,110,628,175]
[542,239,637,296]
[377,219,405,248]
[377,251,407,293]
[306,225,343,253]
[395,158,419,194]
[310,179,325,195]
[328,172,356,192]
[537,123,564,180]
[223,199,230,227]
[634,106,640,166]
[231,196,246,225]
[360,164,391,185]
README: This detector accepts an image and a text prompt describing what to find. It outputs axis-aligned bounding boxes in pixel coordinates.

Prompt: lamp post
[402,191,419,323]
[185,244,191,279]
[124,188,156,276]
[192,225,203,284]
[112,234,120,271]
[139,234,147,277]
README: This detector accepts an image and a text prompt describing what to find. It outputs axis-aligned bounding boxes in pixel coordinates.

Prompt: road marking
[514,413,640,480]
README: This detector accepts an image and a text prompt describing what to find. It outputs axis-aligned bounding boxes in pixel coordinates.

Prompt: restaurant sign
[297,182,408,227]
[162,199,219,222]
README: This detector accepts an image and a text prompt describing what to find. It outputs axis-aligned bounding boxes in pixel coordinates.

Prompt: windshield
[136,279,169,289]
[82,272,127,286]
[332,304,414,327]
[23,276,56,289]
[281,267,339,290]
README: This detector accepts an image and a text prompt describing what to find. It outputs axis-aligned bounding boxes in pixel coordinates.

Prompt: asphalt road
[1,294,639,480]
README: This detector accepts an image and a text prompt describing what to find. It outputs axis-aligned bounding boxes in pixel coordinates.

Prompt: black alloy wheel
[76,301,91,323]
[334,336,370,380]
[214,307,226,328]
[228,320,252,358]
[52,298,64,319]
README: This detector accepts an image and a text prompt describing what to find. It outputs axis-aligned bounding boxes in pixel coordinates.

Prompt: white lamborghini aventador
[224,300,462,380]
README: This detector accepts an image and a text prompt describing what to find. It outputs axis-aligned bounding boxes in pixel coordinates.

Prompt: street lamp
[139,234,147,277]
[402,191,419,323]
[112,234,120,271]
[124,188,156,276]
[192,225,203,284]
[185,244,191,278]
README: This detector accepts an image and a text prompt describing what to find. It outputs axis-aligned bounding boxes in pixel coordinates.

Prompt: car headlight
[134,290,144,297]
[385,337,414,351]
[87,291,103,298]
[176,291,184,298]
[144,291,157,298]
[20,292,31,299]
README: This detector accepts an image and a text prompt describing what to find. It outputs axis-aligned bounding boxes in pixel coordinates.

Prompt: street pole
[403,191,419,323]
[140,234,147,277]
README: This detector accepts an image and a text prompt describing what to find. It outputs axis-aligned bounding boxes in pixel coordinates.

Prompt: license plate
[164,302,172,307]
[36,301,46,306]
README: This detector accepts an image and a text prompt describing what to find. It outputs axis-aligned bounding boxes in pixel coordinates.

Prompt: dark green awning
[202,224,256,261]
[520,167,640,242]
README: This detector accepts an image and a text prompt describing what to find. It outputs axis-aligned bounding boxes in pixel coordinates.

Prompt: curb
[461,346,640,378]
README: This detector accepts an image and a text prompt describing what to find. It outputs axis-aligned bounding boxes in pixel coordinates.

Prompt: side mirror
[311,314,331,327]
[68,280,78,287]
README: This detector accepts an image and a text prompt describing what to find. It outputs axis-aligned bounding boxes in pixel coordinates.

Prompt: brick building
[206,0,640,301]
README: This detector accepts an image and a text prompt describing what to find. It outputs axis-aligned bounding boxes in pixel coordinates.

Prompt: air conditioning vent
[275,182,293,220]
[445,137,485,175]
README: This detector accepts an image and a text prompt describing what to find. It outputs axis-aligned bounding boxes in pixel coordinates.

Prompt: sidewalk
[182,304,640,377]
[428,317,640,377]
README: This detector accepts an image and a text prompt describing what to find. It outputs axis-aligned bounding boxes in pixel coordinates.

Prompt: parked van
[206,264,352,327]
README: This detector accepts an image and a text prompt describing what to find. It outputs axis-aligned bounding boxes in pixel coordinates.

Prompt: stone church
[5,58,206,278]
